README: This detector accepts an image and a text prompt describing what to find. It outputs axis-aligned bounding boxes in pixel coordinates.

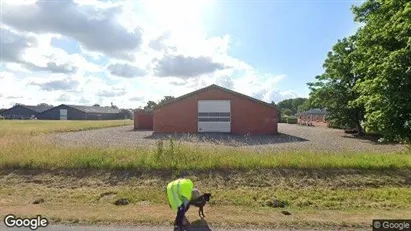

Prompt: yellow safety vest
[166,178,194,211]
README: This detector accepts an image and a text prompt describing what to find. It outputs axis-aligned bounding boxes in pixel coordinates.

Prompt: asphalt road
[0,224,349,231]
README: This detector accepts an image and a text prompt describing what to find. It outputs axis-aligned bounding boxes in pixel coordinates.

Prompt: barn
[38,104,120,120]
[152,84,279,135]
[2,105,53,119]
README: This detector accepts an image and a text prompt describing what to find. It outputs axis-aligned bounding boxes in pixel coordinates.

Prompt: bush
[0,115,4,120]
[287,116,298,124]
[279,116,288,123]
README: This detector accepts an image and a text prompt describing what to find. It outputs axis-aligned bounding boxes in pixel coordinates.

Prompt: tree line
[306,0,410,143]
[138,96,176,111]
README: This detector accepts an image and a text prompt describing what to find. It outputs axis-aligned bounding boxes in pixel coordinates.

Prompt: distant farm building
[2,105,53,119]
[38,104,121,120]
[134,84,280,135]
[297,108,329,127]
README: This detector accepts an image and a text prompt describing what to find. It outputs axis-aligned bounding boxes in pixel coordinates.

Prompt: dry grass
[1,120,410,229]
[0,135,410,170]
[0,120,133,137]
[1,171,410,229]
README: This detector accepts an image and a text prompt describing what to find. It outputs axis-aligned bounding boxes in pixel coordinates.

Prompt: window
[198,117,231,122]
[198,112,231,117]
[198,111,231,122]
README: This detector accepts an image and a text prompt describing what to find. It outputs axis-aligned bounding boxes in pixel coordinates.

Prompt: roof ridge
[154,84,279,111]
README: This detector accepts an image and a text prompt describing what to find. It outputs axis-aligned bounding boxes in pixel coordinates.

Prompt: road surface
[0,224,354,231]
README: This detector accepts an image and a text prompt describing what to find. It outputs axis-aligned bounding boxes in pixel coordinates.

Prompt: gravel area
[44,124,405,153]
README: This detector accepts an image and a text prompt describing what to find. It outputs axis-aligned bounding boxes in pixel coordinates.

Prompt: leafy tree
[118,109,133,119]
[277,98,308,114]
[298,98,321,113]
[291,98,307,113]
[37,103,53,107]
[158,96,175,105]
[351,0,411,142]
[282,108,292,116]
[143,96,176,111]
[110,102,119,109]
[143,101,158,110]
[307,36,366,134]
[93,104,100,107]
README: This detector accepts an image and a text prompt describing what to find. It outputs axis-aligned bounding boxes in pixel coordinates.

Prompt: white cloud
[30,77,80,91]
[0,0,300,110]
[153,55,228,78]
[107,63,146,78]
[2,0,143,61]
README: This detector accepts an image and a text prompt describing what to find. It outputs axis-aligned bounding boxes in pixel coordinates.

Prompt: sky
[0,0,363,109]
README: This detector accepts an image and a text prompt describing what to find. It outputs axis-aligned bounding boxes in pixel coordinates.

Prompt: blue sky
[0,0,363,108]
[207,0,362,96]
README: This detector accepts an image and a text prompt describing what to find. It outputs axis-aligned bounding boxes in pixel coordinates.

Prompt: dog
[189,193,211,218]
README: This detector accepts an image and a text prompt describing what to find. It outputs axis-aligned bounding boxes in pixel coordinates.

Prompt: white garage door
[198,100,231,133]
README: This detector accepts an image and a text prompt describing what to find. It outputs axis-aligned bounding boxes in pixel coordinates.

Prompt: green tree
[143,101,158,110]
[110,102,119,109]
[282,108,292,116]
[351,0,411,143]
[307,36,366,134]
[277,98,308,114]
[158,96,175,105]
[37,103,53,107]
[118,109,133,119]
[143,96,176,111]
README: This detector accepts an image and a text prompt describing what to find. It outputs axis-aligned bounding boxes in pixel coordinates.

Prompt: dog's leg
[200,206,205,218]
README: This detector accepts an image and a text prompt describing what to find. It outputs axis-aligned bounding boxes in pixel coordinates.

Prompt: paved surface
[44,123,404,153]
[0,224,351,231]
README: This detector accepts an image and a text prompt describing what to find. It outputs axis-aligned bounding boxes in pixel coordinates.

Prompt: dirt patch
[0,204,409,229]
[99,192,117,201]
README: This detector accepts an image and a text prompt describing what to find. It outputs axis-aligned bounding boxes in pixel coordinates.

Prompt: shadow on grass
[143,132,308,146]
[188,219,212,231]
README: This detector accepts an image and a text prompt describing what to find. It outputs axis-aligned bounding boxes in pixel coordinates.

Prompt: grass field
[0,120,133,137]
[1,135,411,171]
[0,120,410,229]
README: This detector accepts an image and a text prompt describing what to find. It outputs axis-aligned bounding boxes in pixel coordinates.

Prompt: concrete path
[0,224,347,231]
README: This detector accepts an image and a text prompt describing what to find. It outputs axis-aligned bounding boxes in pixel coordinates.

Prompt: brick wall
[134,111,153,130]
[297,114,329,127]
[153,88,279,135]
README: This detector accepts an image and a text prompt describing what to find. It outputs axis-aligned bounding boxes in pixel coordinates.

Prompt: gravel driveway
[45,124,405,153]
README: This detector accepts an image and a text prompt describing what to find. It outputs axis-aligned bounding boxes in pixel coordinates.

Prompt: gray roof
[298,108,328,115]
[10,105,54,113]
[65,105,120,114]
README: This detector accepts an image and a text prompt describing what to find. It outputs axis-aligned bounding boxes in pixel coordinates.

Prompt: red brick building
[134,109,154,130]
[151,84,279,135]
[297,108,329,127]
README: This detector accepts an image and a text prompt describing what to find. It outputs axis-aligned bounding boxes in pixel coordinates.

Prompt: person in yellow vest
[166,178,201,231]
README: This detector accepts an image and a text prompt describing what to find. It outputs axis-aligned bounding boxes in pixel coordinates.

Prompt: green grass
[0,119,409,171]
[0,120,133,137]
[0,136,410,171]
[3,183,411,210]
